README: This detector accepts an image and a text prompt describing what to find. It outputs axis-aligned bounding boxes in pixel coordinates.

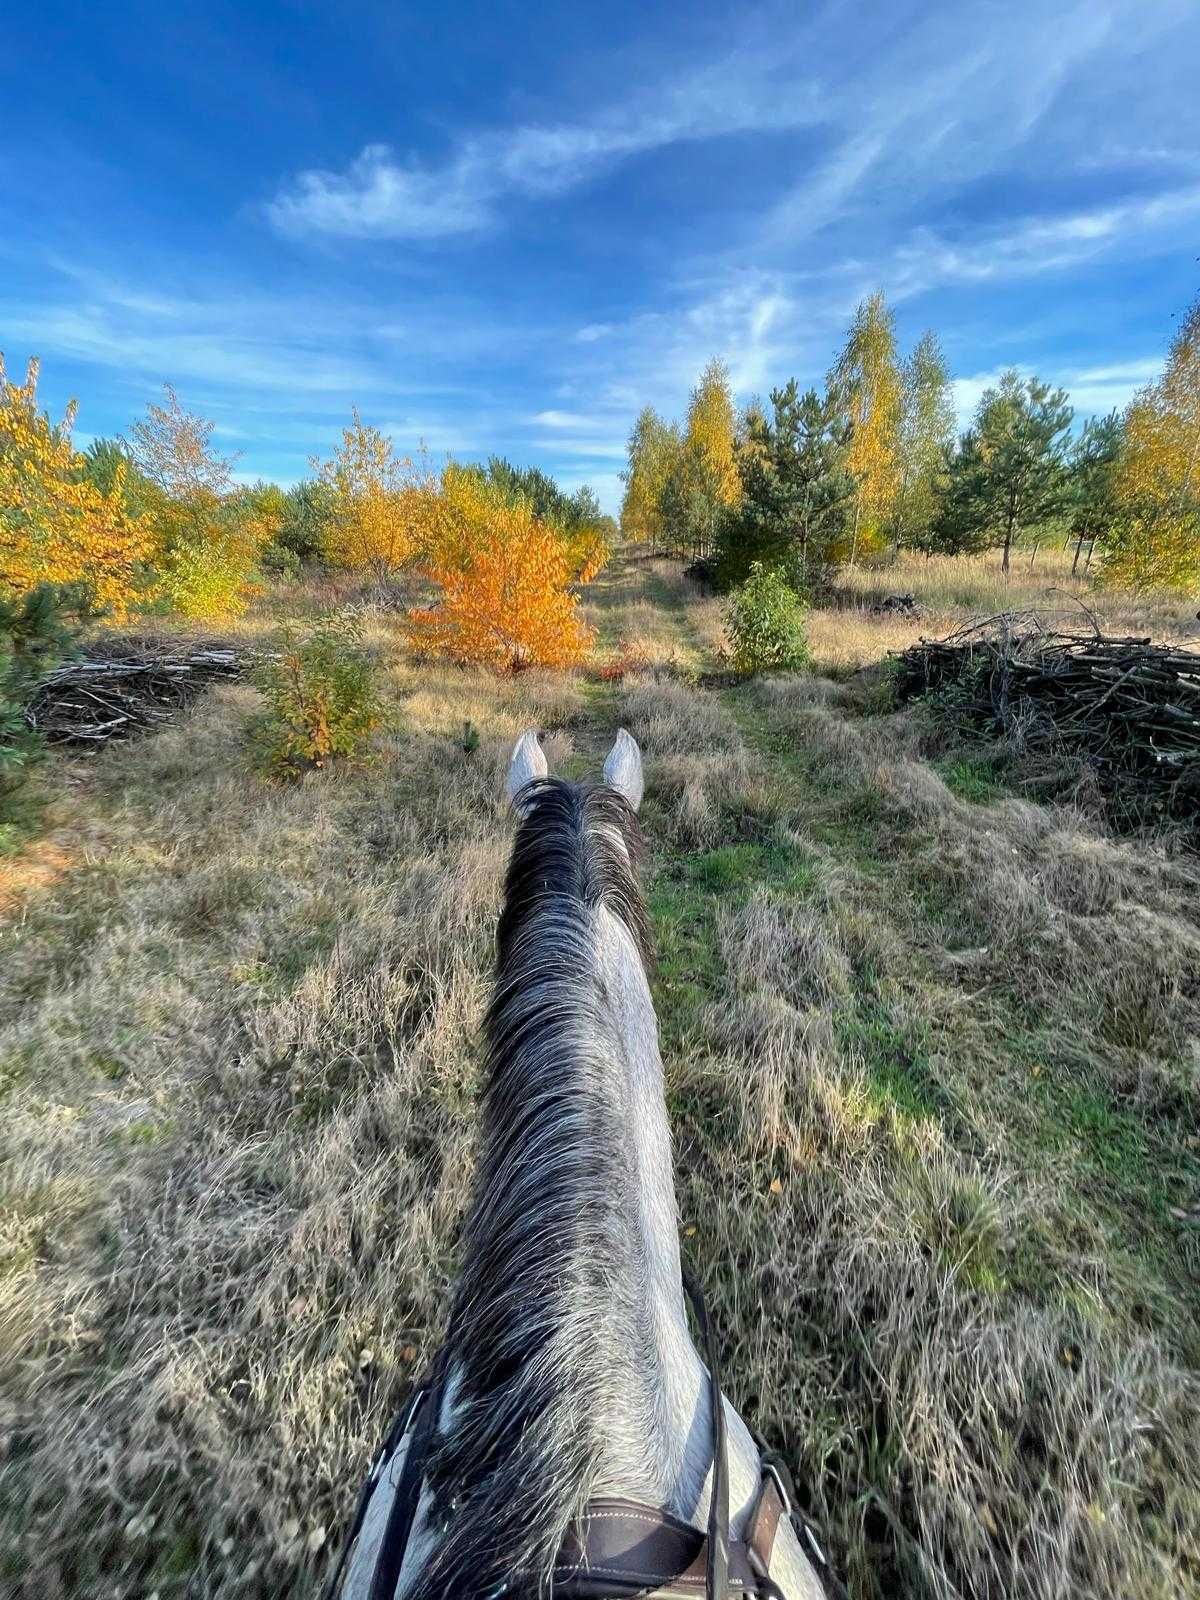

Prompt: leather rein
[324,1267,841,1600]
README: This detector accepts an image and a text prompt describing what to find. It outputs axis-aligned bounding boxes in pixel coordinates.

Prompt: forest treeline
[621,291,1200,593]
[1,366,617,799]
[0,360,613,649]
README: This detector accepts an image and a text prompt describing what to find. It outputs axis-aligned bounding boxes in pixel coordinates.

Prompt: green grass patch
[936,755,1009,805]
[837,997,944,1122]
[681,840,817,896]
[1063,1087,1152,1181]
[648,875,725,1052]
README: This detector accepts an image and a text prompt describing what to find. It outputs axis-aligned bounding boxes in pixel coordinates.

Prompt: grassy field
[2,547,1199,1599]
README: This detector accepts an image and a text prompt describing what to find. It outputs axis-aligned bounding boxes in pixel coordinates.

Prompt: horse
[327,730,830,1600]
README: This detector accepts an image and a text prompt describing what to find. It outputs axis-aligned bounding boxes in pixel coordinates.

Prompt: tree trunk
[1072,529,1087,576]
[1001,484,1020,575]
[1028,541,1040,571]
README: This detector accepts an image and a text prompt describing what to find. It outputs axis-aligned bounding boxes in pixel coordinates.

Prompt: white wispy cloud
[952,355,1161,428]
[267,144,493,240]
[890,186,1200,298]
[531,409,599,429]
[2,303,376,397]
[265,38,826,240]
[529,436,628,460]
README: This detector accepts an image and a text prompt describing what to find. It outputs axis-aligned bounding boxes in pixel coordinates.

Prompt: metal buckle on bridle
[761,1459,793,1521]
[761,1456,829,1575]
[798,1517,827,1573]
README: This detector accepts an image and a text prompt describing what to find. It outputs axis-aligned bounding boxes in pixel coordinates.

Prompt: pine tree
[1067,411,1123,575]
[891,331,955,552]
[933,371,1073,571]
[828,291,902,563]
[716,380,856,589]
[2,581,102,800]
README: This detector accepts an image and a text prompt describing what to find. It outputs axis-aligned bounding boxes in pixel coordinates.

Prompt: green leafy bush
[259,541,304,581]
[722,561,809,676]
[274,479,336,567]
[249,613,384,779]
[1,583,96,809]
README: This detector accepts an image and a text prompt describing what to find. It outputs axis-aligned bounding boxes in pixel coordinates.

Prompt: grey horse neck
[397,777,820,1600]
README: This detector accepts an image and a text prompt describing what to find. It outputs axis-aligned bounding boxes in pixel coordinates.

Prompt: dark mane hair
[418,776,652,1598]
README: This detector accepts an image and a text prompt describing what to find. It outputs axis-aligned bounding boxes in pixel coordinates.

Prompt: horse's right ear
[603,728,643,811]
[506,729,549,804]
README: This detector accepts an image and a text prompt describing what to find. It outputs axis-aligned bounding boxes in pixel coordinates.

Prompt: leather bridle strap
[324,1266,845,1600]
[554,1268,795,1599]
[680,1265,729,1600]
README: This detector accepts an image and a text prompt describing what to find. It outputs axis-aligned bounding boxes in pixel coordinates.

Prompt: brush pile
[26,638,245,747]
[895,611,1200,831]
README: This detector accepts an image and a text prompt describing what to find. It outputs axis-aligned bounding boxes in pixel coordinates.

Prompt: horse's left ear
[603,728,643,812]
[506,729,549,804]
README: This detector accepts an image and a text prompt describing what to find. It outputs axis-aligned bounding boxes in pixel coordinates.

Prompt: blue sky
[3,1,1199,511]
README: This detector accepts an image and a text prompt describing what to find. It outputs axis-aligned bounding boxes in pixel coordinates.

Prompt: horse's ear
[603,728,643,812]
[506,729,549,804]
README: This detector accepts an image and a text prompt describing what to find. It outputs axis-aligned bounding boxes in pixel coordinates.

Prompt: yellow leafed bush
[1100,303,1200,592]
[128,384,274,619]
[315,412,427,578]
[151,501,274,619]
[0,356,153,619]
[249,612,384,778]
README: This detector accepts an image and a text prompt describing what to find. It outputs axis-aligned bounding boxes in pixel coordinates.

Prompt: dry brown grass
[0,632,588,1598]
[2,550,1199,1599]
[806,547,1200,676]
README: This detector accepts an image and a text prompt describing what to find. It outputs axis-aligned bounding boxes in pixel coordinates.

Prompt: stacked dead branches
[895,610,1200,833]
[26,638,245,747]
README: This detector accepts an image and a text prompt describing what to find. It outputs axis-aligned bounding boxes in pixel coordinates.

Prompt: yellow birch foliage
[315,412,425,577]
[0,356,152,618]
[830,291,902,561]
[1101,300,1200,591]
[620,407,681,545]
[684,359,740,506]
[424,465,609,586]
[407,493,595,672]
[152,497,275,619]
[128,384,271,619]
[422,465,504,570]
[567,527,609,584]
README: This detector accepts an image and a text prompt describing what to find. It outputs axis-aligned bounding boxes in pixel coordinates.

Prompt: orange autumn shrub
[0,356,152,619]
[407,495,595,671]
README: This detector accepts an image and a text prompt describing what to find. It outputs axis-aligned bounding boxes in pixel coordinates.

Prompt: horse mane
[417,776,653,1598]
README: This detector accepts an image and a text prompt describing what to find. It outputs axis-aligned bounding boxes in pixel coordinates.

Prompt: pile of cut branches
[895,611,1200,833]
[26,638,245,747]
